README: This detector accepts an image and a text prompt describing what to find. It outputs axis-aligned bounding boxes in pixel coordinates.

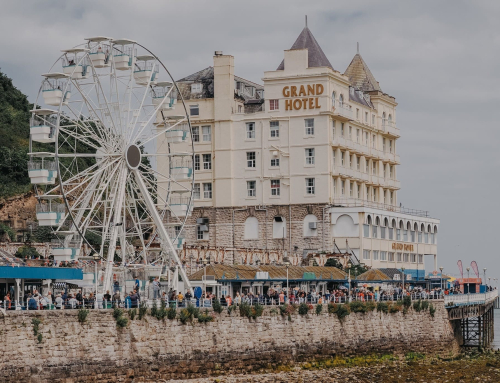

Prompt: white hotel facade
[160,26,439,279]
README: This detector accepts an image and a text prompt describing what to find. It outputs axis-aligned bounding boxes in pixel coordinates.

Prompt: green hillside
[0,70,32,198]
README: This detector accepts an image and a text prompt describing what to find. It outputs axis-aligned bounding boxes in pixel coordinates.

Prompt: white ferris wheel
[28,37,195,293]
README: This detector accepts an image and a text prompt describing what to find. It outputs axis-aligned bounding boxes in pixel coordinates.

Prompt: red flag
[470,261,479,278]
[457,260,463,279]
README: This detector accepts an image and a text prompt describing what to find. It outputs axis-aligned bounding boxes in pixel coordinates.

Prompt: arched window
[382,112,386,122]
[433,225,438,233]
[375,216,380,226]
[388,114,392,123]
[244,217,259,240]
[392,219,397,228]
[384,218,389,227]
[373,216,380,238]
[273,216,286,239]
[421,223,425,232]
[367,215,372,225]
[303,214,318,237]
[399,220,404,229]
[414,222,418,232]
[339,94,344,107]
[427,224,432,232]
[332,91,336,107]
[406,222,411,230]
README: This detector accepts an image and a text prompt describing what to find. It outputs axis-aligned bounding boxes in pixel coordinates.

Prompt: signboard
[282,84,324,111]
[391,243,414,251]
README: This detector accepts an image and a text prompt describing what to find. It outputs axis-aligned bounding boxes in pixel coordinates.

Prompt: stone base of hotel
[0,302,459,382]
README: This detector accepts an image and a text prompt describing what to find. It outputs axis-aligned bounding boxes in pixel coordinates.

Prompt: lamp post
[439,266,444,291]
[401,267,405,297]
[466,267,470,294]
[202,258,207,297]
[93,253,100,295]
[347,262,352,302]
[483,268,487,289]
[284,261,290,303]
[488,277,491,289]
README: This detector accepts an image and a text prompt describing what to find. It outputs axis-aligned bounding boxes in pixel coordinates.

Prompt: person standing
[152,277,161,300]
[55,294,63,310]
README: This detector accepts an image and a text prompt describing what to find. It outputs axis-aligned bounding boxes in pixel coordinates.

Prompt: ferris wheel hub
[125,144,141,169]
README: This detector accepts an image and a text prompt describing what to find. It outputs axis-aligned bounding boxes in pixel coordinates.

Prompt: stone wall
[0,302,459,382]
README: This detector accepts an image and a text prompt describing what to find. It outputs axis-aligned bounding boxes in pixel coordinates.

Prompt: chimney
[213,53,234,120]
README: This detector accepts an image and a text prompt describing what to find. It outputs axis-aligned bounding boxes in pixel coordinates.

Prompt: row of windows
[244,178,316,198]
[363,224,437,244]
[246,119,315,139]
[193,183,213,199]
[367,216,438,233]
[192,125,211,142]
[363,250,423,264]
[333,179,395,204]
[333,121,394,153]
[333,150,395,178]
[245,149,314,168]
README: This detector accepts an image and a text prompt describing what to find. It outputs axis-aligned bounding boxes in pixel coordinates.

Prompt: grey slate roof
[378,268,404,280]
[349,87,374,109]
[277,27,333,71]
[344,53,382,92]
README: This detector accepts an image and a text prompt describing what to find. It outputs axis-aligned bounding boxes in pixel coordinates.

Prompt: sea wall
[0,302,459,382]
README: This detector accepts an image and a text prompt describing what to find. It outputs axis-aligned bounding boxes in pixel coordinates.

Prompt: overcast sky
[1,0,499,281]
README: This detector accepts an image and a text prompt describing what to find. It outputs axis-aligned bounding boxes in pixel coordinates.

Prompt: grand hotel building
[159,26,440,280]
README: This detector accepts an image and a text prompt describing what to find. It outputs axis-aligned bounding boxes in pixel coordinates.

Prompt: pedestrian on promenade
[28,294,38,310]
[55,294,63,310]
[153,277,161,300]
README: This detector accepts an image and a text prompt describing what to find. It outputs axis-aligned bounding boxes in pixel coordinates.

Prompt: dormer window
[191,83,202,94]
[349,87,354,96]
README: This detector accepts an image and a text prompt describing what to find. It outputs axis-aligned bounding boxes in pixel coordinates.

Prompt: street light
[401,267,405,296]
[284,260,290,303]
[439,266,444,290]
[466,267,470,294]
[202,258,208,296]
[347,262,352,302]
[483,268,487,288]
[93,253,100,296]
[488,277,491,288]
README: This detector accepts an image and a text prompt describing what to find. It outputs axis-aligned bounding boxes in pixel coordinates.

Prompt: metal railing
[332,198,430,218]
[28,161,57,171]
[444,290,498,307]
[36,203,66,213]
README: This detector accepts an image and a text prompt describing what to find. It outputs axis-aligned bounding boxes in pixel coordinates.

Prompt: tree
[324,257,343,269]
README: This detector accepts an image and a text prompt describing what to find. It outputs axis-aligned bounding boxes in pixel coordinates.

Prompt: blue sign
[194,286,202,299]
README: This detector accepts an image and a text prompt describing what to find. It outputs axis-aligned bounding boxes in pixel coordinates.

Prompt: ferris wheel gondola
[29,37,195,293]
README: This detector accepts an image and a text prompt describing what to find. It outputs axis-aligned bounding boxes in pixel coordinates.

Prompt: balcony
[381,119,400,137]
[331,103,353,121]
[332,198,430,218]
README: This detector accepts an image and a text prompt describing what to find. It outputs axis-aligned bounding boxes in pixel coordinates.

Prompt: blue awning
[0,266,83,280]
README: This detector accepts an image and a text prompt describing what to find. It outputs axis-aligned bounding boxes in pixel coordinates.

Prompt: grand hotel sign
[283,84,324,110]
[391,243,414,251]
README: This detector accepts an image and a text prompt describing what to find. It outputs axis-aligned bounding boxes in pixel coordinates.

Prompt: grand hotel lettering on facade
[158,25,439,280]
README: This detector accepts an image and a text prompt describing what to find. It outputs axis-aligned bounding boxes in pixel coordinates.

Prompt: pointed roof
[344,53,382,92]
[277,27,333,71]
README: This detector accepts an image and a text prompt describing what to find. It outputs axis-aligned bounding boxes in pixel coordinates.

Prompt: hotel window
[333,178,336,196]
[372,223,378,238]
[390,191,394,205]
[372,134,376,148]
[365,112,368,123]
[372,161,377,175]
[389,140,393,153]
[269,99,279,111]
[363,224,370,238]
[341,123,345,137]
[365,160,369,173]
[332,150,335,167]
[397,228,401,241]
[373,188,377,202]
[356,129,360,143]
[383,166,387,179]
[192,126,200,142]
[271,179,280,196]
[383,138,386,152]
[389,227,394,240]
[411,254,416,263]
[418,254,423,263]
[246,122,255,139]
[373,251,379,260]
[305,148,315,165]
[191,83,202,93]
[238,105,242,113]
[247,181,256,197]
[332,120,336,138]
[372,114,375,125]
[357,184,360,199]
[365,186,368,200]
[365,132,369,145]
[348,126,352,139]
[431,233,436,244]
[403,253,409,263]
[425,232,429,243]
[397,253,402,262]
[356,109,359,119]
[332,91,336,107]
[381,251,387,261]
[270,158,280,167]
[403,228,408,242]
[411,230,416,242]
[349,181,353,197]
[270,121,279,137]
[390,166,394,179]
[380,226,386,239]
[203,182,212,199]
[247,152,256,168]
[418,231,422,243]
[305,118,315,135]
[388,252,395,262]
[202,125,211,142]
[306,178,315,195]
[341,151,345,166]
[197,225,208,240]
[202,154,212,170]
[339,94,344,107]
[193,183,200,199]
[363,250,370,260]
[190,104,199,116]
[194,154,200,171]
[341,180,345,195]
[349,154,353,168]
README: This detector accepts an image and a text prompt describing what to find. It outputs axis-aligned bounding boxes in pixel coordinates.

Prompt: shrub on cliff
[197,310,215,323]
[128,308,137,320]
[349,301,368,313]
[212,298,223,314]
[429,303,436,318]
[239,302,264,320]
[377,302,389,314]
[279,304,296,321]
[421,300,429,311]
[413,300,422,312]
[298,303,312,316]
[31,318,41,335]
[166,307,177,320]
[178,304,200,324]
[315,304,323,315]
[388,303,402,313]
[138,302,148,320]
[403,296,412,308]
[78,308,89,323]
[116,316,128,328]
[113,307,123,320]
[335,304,350,321]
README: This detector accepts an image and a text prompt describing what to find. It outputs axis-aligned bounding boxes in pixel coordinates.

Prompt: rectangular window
[270,158,280,167]
[363,224,370,238]
[397,229,401,241]
[190,104,199,116]
[269,99,279,111]
[271,179,280,196]
[341,151,345,166]
[425,232,429,243]
[372,225,378,238]
[306,178,315,195]
[246,122,255,139]
[372,114,375,125]
[373,251,379,260]
[410,230,415,242]
[365,160,369,173]
[363,250,370,260]
[305,118,314,135]
[247,181,256,197]
[246,152,256,168]
[270,121,279,137]
[356,129,360,142]
[194,154,200,171]
[356,109,359,119]
[305,148,315,165]
[202,154,212,170]
[202,125,211,142]
[380,251,387,261]
[418,232,422,243]
[341,180,345,195]
[397,253,402,262]
[191,83,202,93]
[356,157,360,170]
[332,150,335,166]
[411,254,416,263]
[332,120,336,138]
[389,228,394,240]
[403,229,408,242]
[348,126,352,139]
[365,132,369,145]
[203,183,212,199]
[372,161,377,175]
[349,181,353,197]
[380,227,386,239]
[372,134,376,148]
[197,225,205,240]
[389,140,393,153]
[404,253,409,263]
[349,154,353,168]
[431,233,436,244]
[192,126,200,142]
[341,123,344,137]
[238,105,242,113]
[418,254,423,263]
[333,178,336,196]
[193,183,200,199]
[383,138,386,152]
[388,252,395,262]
